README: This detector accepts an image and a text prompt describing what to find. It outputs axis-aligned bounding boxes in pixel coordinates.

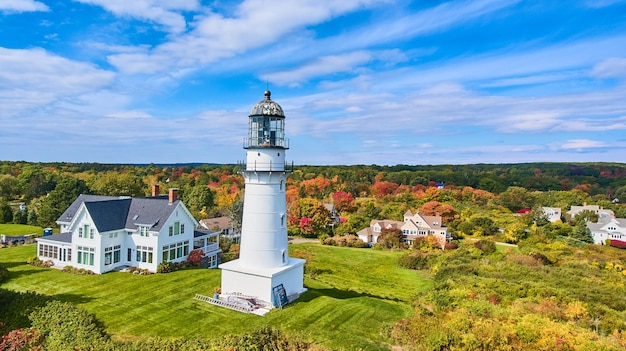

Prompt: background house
[36,186,221,273]
[587,217,626,245]
[200,216,240,242]
[357,210,449,247]
[567,203,615,221]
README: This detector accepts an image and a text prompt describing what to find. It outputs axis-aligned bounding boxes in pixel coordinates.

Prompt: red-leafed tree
[187,249,206,266]
[371,181,399,198]
[332,190,355,212]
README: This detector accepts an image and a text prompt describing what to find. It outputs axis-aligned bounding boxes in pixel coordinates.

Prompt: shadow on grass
[0,289,94,335]
[298,287,402,303]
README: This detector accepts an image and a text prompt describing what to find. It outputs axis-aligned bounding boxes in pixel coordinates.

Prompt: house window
[139,226,149,237]
[113,245,121,263]
[77,246,95,266]
[39,244,59,259]
[78,228,83,238]
[136,246,153,263]
[169,227,173,236]
[207,254,217,268]
[181,223,185,234]
[162,240,189,262]
[104,245,122,265]
[127,248,132,262]
[105,247,112,265]
[174,222,180,235]
[89,228,94,239]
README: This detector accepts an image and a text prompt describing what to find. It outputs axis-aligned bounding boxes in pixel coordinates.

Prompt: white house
[357,210,450,246]
[200,216,240,242]
[587,217,626,245]
[567,203,615,221]
[36,186,221,274]
[542,207,562,222]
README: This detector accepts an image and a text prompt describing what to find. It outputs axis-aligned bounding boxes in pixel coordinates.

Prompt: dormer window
[139,226,149,237]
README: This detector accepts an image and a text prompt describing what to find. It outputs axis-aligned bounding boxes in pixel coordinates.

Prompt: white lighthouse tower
[219,91,306,307]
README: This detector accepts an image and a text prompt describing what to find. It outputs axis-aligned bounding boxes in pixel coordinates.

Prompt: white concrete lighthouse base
[219,257,307,307]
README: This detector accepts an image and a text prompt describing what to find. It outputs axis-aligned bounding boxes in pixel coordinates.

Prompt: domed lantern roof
[249,90,284,117]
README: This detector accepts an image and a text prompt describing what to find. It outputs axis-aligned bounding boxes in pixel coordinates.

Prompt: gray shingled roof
[36,232,73,244]
[57,194,118,224]
[58,194,181,233]
[85,199,132,232]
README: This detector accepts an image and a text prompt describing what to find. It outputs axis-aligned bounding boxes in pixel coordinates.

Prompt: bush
[127,266,152,275]
[157,262,175,273]
[27,257,53,268]
[29,301,111,351]
[62,266,95,275]
[186,249,205,267]
[473,240,496,254]
[0,328,44,351]
[323,234,368,248]
[0,289,52,336]
[398,251,441,270]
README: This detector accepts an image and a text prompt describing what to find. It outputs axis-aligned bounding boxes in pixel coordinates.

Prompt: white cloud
[107,0,387,74]
[266,51,373,87]
[0,0,49,13]
[559,139,608,150]
[75,0,200,33]
[591,57,626,78]
[0,47,115,117]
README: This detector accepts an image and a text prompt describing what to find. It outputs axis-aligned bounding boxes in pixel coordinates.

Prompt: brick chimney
[169,188,178,203]
[152,184,160,197]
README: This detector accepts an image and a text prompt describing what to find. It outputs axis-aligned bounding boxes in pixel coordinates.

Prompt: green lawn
[0,243,432,350]
[0,224,44,236]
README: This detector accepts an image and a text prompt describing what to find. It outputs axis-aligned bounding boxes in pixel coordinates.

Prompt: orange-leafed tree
[420,201,458,223]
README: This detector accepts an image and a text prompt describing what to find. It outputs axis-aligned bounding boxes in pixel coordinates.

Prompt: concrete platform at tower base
[219,257,306,306]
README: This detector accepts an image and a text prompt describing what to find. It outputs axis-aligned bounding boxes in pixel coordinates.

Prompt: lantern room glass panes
[248,115,285,147]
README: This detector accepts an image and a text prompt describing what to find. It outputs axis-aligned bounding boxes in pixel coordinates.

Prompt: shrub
[127,267,152,275]
[323,234,368,248]
[398,251,441,270]
[444,242,458,250]
[61,266,95,275]
[157,262,175,273]
[473,240,496,254]
[27,257,53,268]
[0,328,44,351]
[29,301,111,351]
[186,249,206,267]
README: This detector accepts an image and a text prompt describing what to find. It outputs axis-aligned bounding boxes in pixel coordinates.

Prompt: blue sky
[1,0,626,165]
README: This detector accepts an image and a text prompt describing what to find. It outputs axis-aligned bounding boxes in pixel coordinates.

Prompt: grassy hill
[0,243,432,350]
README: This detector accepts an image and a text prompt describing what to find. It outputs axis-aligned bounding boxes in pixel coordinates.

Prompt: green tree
[531,204,550,226]
[0,174,18,199]
[497,186,537,212]
[571,222,593,243]
[180,185,215,218]
[377,228,405,249]
[13,208,27,224]
[90,171,144,197]
[16,166,57,200]
[0,201,12,223]
[37,177,90,227]
[573,210,599,225]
